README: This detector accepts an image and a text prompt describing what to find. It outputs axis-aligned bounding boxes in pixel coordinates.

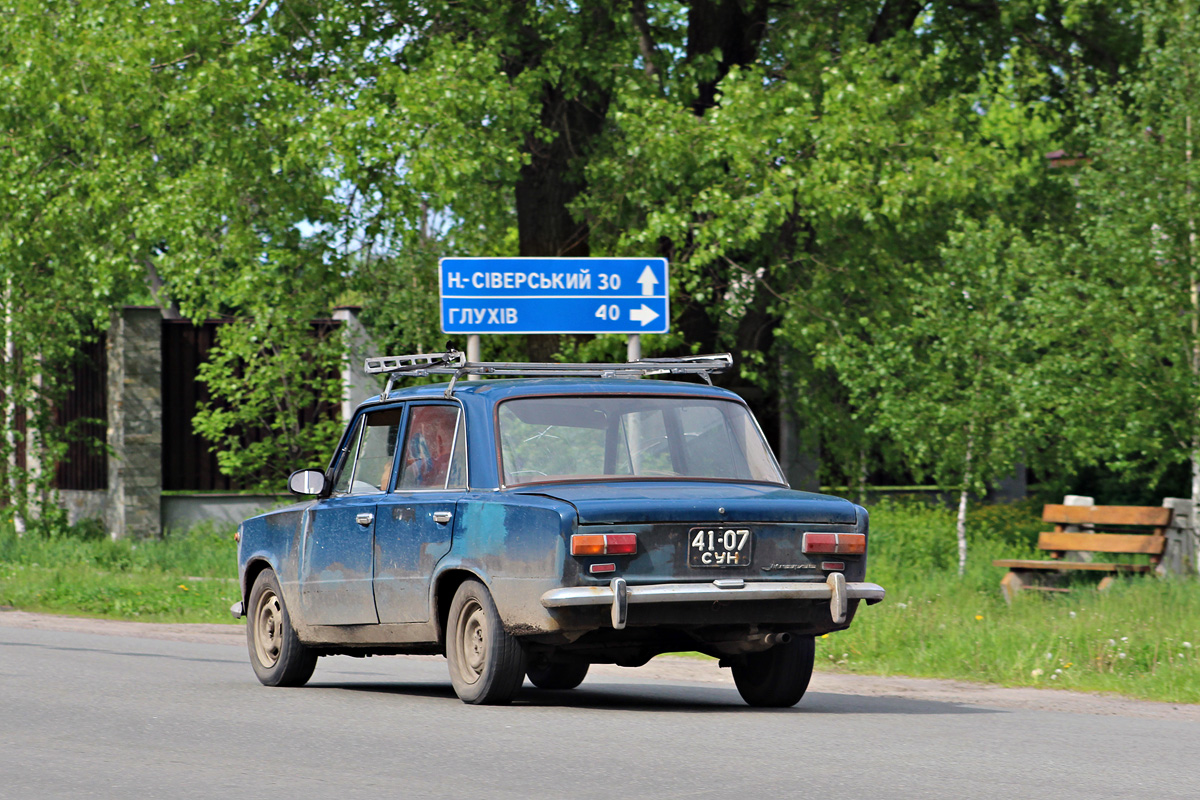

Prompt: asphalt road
[2,614,1198,800]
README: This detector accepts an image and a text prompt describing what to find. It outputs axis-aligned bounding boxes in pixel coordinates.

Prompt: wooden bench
[993,504,1172,603]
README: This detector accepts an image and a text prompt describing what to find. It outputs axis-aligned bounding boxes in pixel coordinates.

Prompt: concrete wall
[161,493,292,533]
[59,489,107,527]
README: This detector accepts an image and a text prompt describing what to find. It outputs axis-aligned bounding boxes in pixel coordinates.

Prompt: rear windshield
[497,395,785,486]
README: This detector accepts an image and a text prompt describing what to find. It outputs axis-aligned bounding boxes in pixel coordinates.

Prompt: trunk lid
[517,481,859,526]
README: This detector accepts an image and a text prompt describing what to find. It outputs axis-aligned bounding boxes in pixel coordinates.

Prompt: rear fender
[434,495,577,635]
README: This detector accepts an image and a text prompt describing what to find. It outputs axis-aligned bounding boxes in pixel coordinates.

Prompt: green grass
[2,500,1199,703]
[0,521,239,624]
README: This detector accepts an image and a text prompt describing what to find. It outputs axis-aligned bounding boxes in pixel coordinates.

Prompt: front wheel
[446,580,527,705]
[246,569,317,687]
[731,635,815,708]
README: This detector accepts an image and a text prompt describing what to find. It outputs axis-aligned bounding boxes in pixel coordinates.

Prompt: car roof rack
[364,350,733,399]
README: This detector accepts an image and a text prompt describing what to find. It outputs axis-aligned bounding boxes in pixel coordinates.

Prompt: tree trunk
[507,7,613,362]
[956,436,974,577]
[686,0,769,115]
[1188,109,1199,511]
[3,277,24,535]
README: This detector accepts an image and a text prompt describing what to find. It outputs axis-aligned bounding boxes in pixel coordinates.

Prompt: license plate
[688,527,753,568]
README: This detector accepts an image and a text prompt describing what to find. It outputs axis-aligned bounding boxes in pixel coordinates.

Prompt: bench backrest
[1039,504,1171,557]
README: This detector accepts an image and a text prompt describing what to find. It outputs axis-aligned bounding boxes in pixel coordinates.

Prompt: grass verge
[0,522,239,624]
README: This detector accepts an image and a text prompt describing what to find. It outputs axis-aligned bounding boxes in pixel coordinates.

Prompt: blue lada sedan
[232,353,884,706]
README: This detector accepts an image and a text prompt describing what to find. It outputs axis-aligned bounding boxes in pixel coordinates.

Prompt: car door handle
[356,512,374,526]
[433,511,453,524]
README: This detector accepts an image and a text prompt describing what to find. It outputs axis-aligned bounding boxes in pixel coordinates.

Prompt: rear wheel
[247,569,317,687]
[527,661,589,691]
[446,580,527,705]
[731,635,815,708]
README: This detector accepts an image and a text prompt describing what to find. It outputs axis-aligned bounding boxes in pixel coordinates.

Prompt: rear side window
[397,405,467,490]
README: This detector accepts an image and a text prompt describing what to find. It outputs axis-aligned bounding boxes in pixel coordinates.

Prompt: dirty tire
[446,579,527,705]
[247,569,317,687]
[527,661,590,691]
[731,635,815,708]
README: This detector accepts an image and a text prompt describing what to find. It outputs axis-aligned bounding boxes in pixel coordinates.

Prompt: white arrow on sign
[629,304,660,327]
[637,265,659,296]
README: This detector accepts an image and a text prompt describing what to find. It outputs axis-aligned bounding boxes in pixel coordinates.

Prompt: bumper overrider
[541,573,885,630]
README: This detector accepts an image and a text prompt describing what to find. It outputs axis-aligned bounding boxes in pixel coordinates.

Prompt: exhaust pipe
[763,632,793,647]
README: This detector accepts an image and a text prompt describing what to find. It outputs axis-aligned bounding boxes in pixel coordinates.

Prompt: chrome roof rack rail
[364,351,733,399]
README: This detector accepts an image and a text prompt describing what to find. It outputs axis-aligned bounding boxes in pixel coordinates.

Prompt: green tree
[192,308,346,491]
[223,0,1142,491]
[828,219,1069,574]
[1043,0,1200,504]
[0,0,343,506]
[0,0,1158,510]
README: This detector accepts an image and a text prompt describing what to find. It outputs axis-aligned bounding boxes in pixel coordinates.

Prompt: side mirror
[288,469,328,496]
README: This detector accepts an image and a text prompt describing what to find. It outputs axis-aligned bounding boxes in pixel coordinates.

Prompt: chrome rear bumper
[541,574,885,630]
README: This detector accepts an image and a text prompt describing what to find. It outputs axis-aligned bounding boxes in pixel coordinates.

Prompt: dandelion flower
[178,584,189,591]
[1118,652,1127,659]
[1069,611,1076,618]
[1031,668,1043,678]
[1184,642,1193,649]
[975,614,984,621]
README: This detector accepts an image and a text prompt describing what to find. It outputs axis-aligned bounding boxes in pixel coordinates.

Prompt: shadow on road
[310,679,1000,716]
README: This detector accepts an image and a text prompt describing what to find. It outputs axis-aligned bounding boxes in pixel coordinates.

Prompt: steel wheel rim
[454,598,486,686]
[253,590,283,668]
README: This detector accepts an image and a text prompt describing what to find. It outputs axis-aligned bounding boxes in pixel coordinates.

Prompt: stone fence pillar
[105,307,162,540]
[1161,498,1197,577]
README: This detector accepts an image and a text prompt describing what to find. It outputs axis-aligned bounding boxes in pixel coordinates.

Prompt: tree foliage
[192,310,346,490]
[1037,0,1200,501]
[5,0,1200,560]
[0,0,343,511]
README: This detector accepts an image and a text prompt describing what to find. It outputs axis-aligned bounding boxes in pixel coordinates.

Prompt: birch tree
[827,219,1060,575]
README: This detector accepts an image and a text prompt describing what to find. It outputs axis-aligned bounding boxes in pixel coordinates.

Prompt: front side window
[330,407,404,495]
[498,396,784,487]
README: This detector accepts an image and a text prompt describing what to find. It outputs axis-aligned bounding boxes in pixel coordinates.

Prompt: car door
[373,403,466,624]
[300,406,403,625]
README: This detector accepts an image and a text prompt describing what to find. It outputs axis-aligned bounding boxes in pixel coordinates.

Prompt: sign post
[439,257,669,338]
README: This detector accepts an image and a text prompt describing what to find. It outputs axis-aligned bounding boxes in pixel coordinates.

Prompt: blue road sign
[439,257,670,334]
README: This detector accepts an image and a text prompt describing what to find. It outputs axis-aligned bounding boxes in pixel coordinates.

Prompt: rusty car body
[232,352,884,705]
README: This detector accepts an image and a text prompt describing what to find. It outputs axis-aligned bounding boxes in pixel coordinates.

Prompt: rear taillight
[571,533,638,556]
[802,532,866,555]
